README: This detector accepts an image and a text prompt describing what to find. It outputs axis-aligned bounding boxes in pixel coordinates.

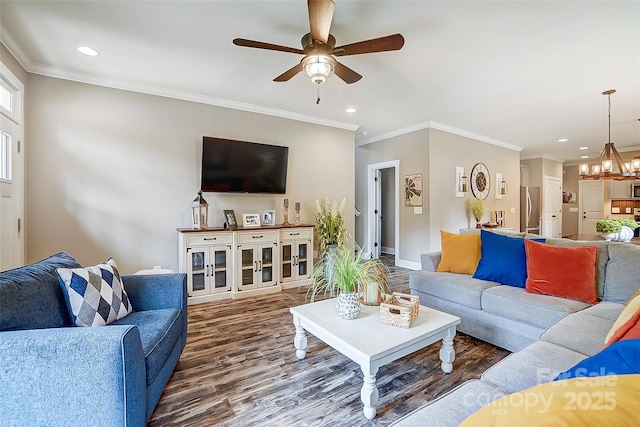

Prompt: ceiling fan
[233,0,405,86]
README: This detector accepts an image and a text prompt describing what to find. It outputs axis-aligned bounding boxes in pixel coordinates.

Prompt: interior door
[0,113,23,271]
[543,177,562,238]
[373,169,382,259]
[579,180,604,235]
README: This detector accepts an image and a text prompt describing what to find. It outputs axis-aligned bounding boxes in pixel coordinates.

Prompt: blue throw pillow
[555,339,640,380]
[473,230,545,288]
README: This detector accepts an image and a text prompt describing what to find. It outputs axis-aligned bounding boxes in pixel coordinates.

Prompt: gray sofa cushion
[390,379,507,427]
[602,242,640,303]
[410,270,498,309]
[0,252,81,331]
[481,285,590,329]
[545,238,609,300]
[481,341,586,393]
[539,309,617,356]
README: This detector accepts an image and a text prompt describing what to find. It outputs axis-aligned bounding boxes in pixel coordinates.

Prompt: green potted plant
[468,199,485,228]
[308,246,389,319]
[314,197,348,256]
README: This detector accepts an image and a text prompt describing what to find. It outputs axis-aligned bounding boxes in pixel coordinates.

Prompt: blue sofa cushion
[112,308,182,385]
[473,230,545,288]
[0,252,81,331]
[555,339,640,380]
[56,258,133,327]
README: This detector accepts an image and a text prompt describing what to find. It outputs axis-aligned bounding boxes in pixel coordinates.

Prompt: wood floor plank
[149,255,509,426]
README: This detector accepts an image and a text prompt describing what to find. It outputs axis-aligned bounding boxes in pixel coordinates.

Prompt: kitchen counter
[564,234,640,246]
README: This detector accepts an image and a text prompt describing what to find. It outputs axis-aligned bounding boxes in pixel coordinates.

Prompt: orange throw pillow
[604,295,640,347]
[436,230,481,275]
[524,239,598,304]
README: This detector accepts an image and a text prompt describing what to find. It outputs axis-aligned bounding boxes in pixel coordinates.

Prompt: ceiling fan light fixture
[302,54,335,85]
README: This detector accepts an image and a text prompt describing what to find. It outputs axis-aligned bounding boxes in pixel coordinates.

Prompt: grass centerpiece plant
[308,246,389,319]
[597,219,637,242]
[468,199,485,228]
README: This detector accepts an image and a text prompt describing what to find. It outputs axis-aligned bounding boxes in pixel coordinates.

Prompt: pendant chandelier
[579,90,640,180]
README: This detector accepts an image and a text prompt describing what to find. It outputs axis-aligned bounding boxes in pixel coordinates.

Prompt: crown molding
[1,35,359,132]
[520,153,565,163]
[357,120,523,152]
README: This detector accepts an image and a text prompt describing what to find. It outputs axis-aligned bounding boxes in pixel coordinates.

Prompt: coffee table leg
[360,366,379,420]
[293,316,307,360]
[439,327,456,373]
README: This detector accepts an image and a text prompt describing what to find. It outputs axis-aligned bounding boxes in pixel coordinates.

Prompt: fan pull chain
[316,83,321,104]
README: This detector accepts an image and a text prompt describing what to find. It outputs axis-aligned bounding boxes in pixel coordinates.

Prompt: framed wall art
[404,174,423,207]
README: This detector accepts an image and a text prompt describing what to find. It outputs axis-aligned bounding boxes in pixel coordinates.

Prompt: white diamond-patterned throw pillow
[57,258,133,327]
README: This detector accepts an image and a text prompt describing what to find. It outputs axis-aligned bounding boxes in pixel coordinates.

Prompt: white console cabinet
[178,224,313,305]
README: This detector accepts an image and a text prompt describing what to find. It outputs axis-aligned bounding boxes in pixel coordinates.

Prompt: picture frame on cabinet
[263,210,276,226]
[243,213,261,227]
[223,210,237,228]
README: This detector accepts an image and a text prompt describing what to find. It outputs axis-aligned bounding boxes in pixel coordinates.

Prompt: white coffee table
[289,299,461,420]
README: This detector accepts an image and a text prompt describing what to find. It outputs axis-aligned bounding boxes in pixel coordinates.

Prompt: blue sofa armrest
[421,252,442,272]
[122,273,188,349]
[0,326,146,427]
[122,273,187,312]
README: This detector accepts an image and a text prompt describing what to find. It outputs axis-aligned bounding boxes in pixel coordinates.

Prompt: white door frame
[366,160,399,263]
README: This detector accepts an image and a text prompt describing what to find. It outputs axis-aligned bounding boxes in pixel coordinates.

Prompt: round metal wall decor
[471,163,490,200]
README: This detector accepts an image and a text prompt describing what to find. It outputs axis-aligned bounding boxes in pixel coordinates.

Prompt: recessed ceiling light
[345,107,356,113]
[581,155,589,159]
[558,138,568,142]
[579,146,588,150]
[77,46,99,56]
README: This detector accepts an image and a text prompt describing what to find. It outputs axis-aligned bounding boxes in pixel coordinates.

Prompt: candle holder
[295,202,301,225]
[282,199,290,225]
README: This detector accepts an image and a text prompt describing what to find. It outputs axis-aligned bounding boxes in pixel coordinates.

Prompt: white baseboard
[381,246,395,255]
[395,259,421,270]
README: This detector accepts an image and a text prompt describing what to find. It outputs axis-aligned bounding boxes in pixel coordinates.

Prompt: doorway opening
[366,160,399,264]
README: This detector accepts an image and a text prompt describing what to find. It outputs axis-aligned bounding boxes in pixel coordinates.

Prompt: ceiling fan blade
[333,34,405,56]
[308,0,335,44]
[334,61,362,84]
[274,62,304,82]
[233,38,305,55]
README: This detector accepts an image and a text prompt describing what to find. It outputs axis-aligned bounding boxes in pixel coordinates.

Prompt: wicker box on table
[379,292,420,328]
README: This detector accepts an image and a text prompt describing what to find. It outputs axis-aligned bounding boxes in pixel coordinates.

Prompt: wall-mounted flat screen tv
[201,136,289,194]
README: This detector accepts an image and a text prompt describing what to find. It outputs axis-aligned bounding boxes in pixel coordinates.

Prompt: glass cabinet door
[281,243,293,280]
[297,243,308,277]
[212,248,229,291]
[240,247,255,286]
[188,249,207,296]
[260,246,273,284]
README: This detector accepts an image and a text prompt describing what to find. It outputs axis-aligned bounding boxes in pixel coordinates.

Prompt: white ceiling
[2,0,639,162]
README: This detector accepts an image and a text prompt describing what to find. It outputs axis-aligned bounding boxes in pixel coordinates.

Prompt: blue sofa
[0,252,187,426]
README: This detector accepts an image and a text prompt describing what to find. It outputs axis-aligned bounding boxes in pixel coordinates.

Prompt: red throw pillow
[524,239,598,304]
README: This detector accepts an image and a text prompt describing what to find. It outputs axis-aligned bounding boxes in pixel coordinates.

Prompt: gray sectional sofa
[391,234,640,426]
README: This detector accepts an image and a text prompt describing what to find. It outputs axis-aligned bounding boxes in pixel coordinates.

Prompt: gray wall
[356,127,521,266]
[25,74,355,273]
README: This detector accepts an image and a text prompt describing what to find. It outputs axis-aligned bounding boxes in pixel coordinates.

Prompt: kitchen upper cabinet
[610,181,632,199]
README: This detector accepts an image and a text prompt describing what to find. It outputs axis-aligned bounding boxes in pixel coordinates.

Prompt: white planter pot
[601,226,634,242]
[335,291,360,320]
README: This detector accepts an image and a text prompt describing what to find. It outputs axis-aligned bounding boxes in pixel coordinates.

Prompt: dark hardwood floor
[148,255,509,426]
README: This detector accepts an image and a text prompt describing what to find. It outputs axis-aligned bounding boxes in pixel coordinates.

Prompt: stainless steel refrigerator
[520,186,541,233]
